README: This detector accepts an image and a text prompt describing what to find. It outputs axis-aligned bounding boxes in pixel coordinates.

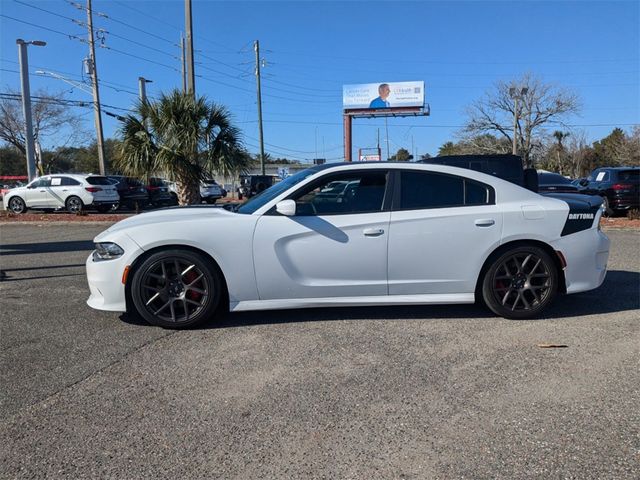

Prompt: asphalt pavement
[1,223,639,479]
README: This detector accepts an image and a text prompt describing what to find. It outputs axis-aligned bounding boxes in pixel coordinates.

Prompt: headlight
[93,242,124,261]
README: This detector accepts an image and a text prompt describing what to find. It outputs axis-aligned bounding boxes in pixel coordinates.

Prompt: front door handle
[363,228,385,237]
[474,219,495,227]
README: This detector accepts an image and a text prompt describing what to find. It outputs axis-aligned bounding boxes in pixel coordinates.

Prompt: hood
[97,205,235,238]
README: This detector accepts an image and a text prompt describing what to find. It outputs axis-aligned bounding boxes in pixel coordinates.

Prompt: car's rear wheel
[8,196,27,214]
[131,249,221,328]
[482,246,558,319]
[65,195,84,213]
[95,205,111,213]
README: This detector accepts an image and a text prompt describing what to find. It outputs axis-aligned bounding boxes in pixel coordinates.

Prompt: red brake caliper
[184,270,202,301]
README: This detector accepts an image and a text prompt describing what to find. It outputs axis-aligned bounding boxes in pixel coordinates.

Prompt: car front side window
[289,171,388,216]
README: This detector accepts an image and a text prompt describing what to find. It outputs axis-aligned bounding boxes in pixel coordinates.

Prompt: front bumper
[86,235,144,312]
[552,228,610,294]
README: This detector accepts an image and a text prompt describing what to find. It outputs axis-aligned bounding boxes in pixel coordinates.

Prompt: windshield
[236,167,318,214]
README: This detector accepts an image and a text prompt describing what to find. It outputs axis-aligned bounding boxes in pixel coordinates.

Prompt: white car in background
[4,174,119,214]
[86,162,609,328]
[200,179,224,204]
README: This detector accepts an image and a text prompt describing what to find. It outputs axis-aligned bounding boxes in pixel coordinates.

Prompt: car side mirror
[27,184,36,189]
[579,179,588,187]
[276,199,296,216]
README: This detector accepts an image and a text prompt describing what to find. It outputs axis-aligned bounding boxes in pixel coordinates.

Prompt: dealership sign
[343,81,424,110]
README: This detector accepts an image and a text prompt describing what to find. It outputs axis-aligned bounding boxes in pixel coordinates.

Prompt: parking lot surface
[1,223,639,479]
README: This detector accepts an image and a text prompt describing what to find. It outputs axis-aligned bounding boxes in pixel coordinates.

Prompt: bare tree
[0,88,88,159]
[463,73,580,167]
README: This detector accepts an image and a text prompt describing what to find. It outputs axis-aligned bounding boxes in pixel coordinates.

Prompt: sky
[1,0,639,162]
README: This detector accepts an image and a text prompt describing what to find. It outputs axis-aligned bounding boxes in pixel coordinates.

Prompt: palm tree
[116,89,246,205]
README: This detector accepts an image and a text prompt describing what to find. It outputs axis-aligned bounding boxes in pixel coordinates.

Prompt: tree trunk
[176,178,201,205]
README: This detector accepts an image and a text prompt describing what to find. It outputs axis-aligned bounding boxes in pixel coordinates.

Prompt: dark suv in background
[580,167,639,215]
[107,175,149,210]
[146,178,174,207]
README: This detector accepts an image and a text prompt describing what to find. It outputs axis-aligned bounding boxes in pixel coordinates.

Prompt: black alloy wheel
[131,249,221,328]
[8,196,27,214]
[482,246,558,319]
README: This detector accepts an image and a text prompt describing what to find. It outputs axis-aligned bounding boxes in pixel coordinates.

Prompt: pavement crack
[2,330,179,422]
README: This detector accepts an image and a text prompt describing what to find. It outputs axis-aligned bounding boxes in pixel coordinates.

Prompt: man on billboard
[369,83,391,108]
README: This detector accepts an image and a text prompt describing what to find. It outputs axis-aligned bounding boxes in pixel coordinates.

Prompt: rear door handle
[363,228,385,237]
[474,219,495,227]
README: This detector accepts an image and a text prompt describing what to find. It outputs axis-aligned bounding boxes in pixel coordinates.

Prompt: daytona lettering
[568,213,595,220]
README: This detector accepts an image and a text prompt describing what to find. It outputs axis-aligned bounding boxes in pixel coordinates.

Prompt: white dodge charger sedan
[86,162,609,328]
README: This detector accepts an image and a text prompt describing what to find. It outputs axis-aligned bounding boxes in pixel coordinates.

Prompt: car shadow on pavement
[119,270,639,329]
[0,240,94,256]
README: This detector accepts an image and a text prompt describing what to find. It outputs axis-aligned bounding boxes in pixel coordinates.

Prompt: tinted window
[148,178,167,187]
[618,170,639,183]
[465,180,491,205]
[292,171,387,216]
[86,176,112,186]
[400,171,491,210]
[32,177,51,187]
[60,176,81,186]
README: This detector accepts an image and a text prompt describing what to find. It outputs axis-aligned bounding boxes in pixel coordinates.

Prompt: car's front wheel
[482,245,558,319]
[130,249,222,328]
[8,196,27,214]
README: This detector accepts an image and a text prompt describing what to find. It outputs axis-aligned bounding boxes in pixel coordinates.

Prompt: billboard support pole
[343,114,352,162]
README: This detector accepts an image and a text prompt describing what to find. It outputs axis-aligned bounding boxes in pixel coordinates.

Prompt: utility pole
[509,86,528,157]
[138,77,152,102]
[86,0,106,175]
[254,40,265,175]
[384,117,390,161]
[16,39,45,181]
[184,0,195,97]
[180,32,186,93]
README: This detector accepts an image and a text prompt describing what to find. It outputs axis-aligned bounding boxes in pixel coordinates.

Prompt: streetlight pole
[16,38,46,182]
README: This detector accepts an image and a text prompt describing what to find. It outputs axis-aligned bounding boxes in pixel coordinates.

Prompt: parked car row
[2,174,227,214]
[537,167,639,216]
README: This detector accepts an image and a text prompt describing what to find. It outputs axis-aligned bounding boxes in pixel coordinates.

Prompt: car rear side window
[399,171,493,210]
[86,176,112,186]
[618,170,639,183]
[60,177,81,186]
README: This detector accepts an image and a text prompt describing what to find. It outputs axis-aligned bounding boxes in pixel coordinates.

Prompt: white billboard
[343,81,424,110]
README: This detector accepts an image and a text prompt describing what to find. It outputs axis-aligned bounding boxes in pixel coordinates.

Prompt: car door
[24,177,53,208]
[253,169,392,300]
[46,176,76,208]
[387,170,503,295]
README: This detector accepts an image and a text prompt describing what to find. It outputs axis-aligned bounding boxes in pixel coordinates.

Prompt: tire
[205,198,216,204]
[65,195,84,213]
[130,249,222,328]
[8,196,27,214]
[602,196,613,217]
[95,205,110,213]
[482,245,558,319]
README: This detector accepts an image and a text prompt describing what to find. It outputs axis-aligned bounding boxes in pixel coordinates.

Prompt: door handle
[39,189,46,192]
[474,219,495,227]
[363,228,385,237]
